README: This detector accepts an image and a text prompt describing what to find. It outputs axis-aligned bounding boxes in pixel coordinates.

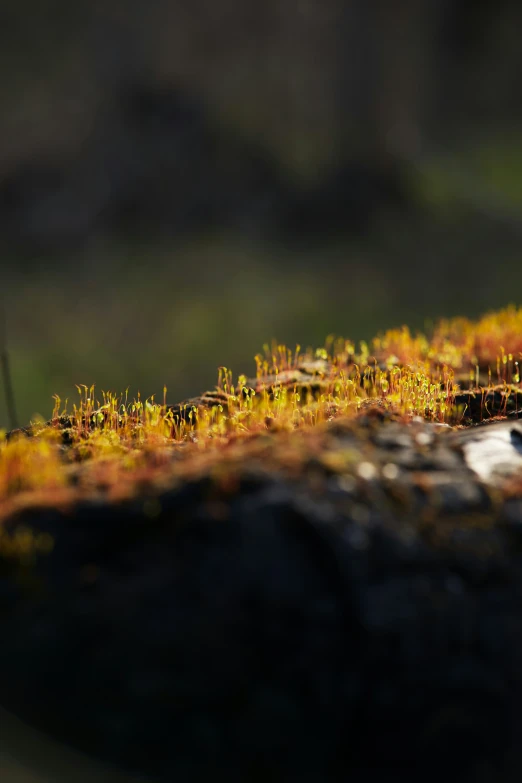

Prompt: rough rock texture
[1,413,522,782]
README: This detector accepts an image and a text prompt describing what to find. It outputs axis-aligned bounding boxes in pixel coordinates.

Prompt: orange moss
[1,304,521,516]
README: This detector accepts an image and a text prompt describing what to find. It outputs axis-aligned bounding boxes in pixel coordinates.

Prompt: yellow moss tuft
[1,305,521,514]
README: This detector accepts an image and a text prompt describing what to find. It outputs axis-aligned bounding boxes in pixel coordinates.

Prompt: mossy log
[1,411,522,782]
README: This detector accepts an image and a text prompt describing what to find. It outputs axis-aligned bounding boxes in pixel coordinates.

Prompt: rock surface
[1,412,522,782]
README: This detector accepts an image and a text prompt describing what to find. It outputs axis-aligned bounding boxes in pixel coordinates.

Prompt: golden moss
[1,304,521,515]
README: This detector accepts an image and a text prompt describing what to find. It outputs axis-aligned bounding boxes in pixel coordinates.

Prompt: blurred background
[1,0,522,428]
[1,4,522,780]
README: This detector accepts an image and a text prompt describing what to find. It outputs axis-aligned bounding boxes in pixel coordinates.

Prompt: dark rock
[1,416,522,781]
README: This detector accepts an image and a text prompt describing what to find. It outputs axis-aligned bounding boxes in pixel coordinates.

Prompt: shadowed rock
[1,412,522,781]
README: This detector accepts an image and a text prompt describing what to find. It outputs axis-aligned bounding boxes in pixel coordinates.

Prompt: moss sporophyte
[0,305,521,529]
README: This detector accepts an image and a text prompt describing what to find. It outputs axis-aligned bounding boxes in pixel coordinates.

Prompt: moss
[0,304,521,533]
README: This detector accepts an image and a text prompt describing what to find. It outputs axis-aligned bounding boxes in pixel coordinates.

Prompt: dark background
[1,0,522,428]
